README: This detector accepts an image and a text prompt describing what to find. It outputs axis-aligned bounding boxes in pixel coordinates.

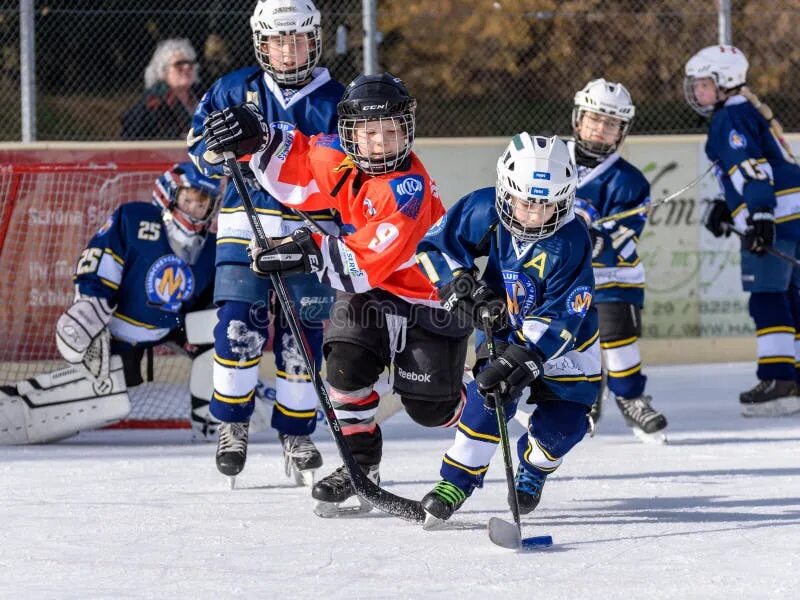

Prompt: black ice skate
[421,480,468,530]
[587,373,607,436]
[279,433,323,486]
[740,379,800,417]
[216,422,249,487]
[615,394,668,444]
[311,464,380,518]
[514,464,547,515]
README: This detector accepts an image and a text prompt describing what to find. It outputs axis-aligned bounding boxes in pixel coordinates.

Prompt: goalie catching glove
[202,103,270,163]
[247,228,322,276]
[476,344,543,408]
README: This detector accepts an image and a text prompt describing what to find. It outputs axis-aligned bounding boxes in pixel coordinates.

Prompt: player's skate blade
[632,427,667,444]
[487,517,553,550]
[313,496,374,518]
[229,476,236,490]
[291,468,316,487]
[741,395,800,417]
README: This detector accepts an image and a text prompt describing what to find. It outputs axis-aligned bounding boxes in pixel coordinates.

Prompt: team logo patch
[729,129,747,150]
[271,121,294,132]
[503,271,538,327]
[389,175,425,219]
[97,214,114,236]
[566,285,593,315]
[145,255,195,313]
[530,186,549,197]
[427,214,447,236]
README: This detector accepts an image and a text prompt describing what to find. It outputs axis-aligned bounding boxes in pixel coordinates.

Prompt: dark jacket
[121,81,202,140]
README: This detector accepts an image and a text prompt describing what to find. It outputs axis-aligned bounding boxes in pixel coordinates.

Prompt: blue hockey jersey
[73,202,216,346]
[416,188,601,405]
[570,141,650,307]
[707,95,800,240]
[187,65,344,267]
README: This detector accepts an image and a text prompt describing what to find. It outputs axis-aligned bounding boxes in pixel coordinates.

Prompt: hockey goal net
[0,162,195,428]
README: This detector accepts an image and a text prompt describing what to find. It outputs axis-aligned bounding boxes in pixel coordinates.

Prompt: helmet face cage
[572,108,632,159]
[494,183,575,243]
[252,28,321,85]
[338,112,416,175]
[683,75,718,117]
[153,164,222,236]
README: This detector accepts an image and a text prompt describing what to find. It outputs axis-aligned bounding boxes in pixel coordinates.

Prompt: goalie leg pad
[0,355,130,444]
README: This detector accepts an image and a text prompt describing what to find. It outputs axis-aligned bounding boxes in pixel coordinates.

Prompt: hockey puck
[520,535,553,550]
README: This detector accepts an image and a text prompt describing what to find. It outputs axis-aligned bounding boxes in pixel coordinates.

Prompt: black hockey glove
[589,228,604,259]
[476,344,543,408]
[744,211,775,255]
[248,228,322,276]
[439,271,506,330]
[203,103,269,159]
[704,199,733,238]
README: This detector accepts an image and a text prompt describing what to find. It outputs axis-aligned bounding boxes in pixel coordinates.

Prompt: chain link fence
[2,1,800,141]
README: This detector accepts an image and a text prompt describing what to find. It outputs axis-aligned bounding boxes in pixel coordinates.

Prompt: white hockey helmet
[684,45,749,116]
[495,134,577,243]
[250,0,322,85]
[572,78,635,159]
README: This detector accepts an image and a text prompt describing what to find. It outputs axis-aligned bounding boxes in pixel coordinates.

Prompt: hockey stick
[593,161,717,227]
[724,224,800,267]
[223,154,425,523]
[481,312,553,551]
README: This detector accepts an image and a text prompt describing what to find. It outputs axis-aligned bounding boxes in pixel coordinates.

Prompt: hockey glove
[203,103,269,162]
[704,199,733,238]
[589,228,605,259]
[744,211,775,255]
[439,271,506,330]
[476,344,543,407]
[55,296,113,365]
[573,198,600,226]
[248,227,322,276]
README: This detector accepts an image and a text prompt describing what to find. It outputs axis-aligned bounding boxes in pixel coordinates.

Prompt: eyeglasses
[171,59,198,69]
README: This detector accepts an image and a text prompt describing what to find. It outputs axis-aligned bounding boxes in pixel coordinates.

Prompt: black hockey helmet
[337,73,417,175]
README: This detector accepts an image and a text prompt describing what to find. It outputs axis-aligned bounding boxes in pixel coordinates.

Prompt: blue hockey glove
[203,103,269,160]
[439,271,506,330]
[704,199,733,238]
[476,344,543,407]
[744,211,775,255]
[248,228,322,277]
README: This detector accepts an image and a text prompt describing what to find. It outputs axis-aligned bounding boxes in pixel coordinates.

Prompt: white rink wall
[8,134,800,363]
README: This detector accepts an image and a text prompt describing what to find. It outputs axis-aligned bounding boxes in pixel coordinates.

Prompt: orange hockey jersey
[249,130,443,307]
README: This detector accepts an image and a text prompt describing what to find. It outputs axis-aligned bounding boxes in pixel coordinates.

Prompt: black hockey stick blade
[223,154,425,524]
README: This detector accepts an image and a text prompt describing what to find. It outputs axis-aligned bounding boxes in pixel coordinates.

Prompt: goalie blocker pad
[0,355,130,444]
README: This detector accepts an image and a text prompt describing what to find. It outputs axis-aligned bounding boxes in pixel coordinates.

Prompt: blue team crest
[97,214,114,236]
[729,129,747,150]
[503,271,538,326]
[427,214,447,236]
[145,255,195,313]
[389,175,425,219]
[566,285,593,316]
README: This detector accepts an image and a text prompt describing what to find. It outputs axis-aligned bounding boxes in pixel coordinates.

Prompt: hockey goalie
[0,162,226,444]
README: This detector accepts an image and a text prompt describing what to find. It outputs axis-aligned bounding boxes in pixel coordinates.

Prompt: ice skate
[615,394,667,444]
[216,422,249,487]
[279,433,323,486]
[311,464,380,518]
[514,464,548,515]
[421,480,468,530]
[740,379,800,417]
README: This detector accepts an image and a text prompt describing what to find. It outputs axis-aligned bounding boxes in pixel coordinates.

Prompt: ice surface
[1,362,799,599]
